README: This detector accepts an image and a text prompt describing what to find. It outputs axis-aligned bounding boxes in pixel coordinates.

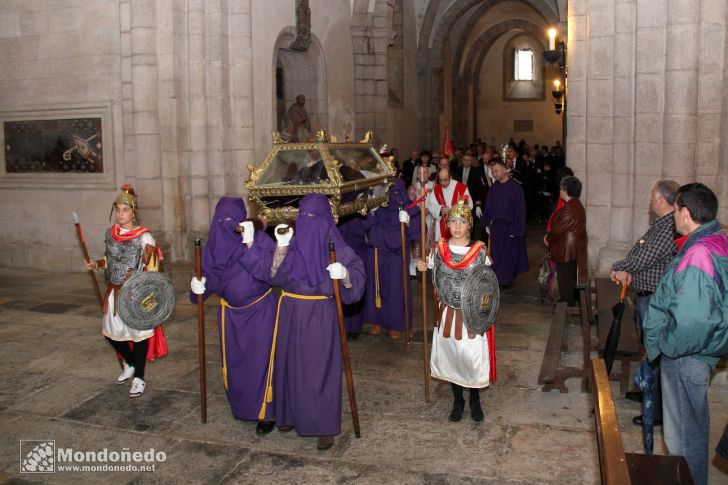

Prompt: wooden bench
[594,278,641,393]
[591,358,695,485]
[538,302,584,392]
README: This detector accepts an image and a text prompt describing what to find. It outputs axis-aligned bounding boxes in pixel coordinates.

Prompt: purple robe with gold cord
[190,197,277,421]
[270,195,365,437]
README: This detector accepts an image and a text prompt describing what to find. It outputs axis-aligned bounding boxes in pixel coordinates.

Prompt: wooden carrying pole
[194,239,207,423]
[328,239,361,438]
[419,175,431,402]
[72,212,103,308]
[400,213,410,345]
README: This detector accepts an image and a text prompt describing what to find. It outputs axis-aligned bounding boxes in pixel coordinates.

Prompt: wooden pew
[538,302,583,392]
[594,278,641,392]
[591,358,695,485]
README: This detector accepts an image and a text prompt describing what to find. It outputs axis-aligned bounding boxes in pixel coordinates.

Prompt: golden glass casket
[245,131,396,224]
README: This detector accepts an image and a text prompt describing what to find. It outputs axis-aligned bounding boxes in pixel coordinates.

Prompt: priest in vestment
[482,159,529,286]
[425,168,473,242]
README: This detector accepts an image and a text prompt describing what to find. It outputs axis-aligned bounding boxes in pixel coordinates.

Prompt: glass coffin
[245,131,396,224]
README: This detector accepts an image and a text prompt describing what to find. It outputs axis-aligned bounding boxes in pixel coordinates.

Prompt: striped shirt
[611,212,677,293]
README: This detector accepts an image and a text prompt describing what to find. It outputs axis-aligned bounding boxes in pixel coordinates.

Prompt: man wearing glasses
[426,167,473,242]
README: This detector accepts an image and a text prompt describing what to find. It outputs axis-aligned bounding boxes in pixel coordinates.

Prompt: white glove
[475,206,482,218]
[485,226,491,235]
[326,262,348,280]
[484,255,492,266]
[240,221,254,244]
[275,224,293,246]
[398,210,410,225]
[427,251,435,270]
[190,276,206,295]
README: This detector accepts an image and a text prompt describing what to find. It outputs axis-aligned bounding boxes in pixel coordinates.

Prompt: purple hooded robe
[364,179,421,331]
[269,194,365,436]
[190,197,278,421]
[338,215,368,334]
[482,177,529,286]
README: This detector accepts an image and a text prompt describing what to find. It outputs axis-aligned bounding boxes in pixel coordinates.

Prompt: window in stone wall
[514,49,534,81]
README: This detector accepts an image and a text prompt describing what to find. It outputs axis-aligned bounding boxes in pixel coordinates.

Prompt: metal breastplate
[105,229,143,285]
[433,246,487,309]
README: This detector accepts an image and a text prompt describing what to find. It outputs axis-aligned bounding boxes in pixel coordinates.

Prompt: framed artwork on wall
[0,104,115,189]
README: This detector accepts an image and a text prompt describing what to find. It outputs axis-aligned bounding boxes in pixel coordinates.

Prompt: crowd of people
[83,138,726,482]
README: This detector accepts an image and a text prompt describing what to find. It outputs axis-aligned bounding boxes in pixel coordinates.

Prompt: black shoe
[470,398,484,422]
[632,415,662,426]
[625,390,643,402]
[278,425,294,432]
[317,435,334,450]
[448,400,465,422]
[256,420,275,435]
[347,332,359,341]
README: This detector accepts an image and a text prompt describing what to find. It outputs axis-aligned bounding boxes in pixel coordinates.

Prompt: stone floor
[1,225,727,484]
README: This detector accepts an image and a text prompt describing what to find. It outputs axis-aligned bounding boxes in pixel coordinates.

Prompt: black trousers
[452,383,480,402]
[556,260,578,307]
[106,337,149,380]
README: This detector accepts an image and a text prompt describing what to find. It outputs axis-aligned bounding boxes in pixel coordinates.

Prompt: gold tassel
[374,247,382,308]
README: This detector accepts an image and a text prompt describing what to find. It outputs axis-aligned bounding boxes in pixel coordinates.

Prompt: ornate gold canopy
[245,130,396,224]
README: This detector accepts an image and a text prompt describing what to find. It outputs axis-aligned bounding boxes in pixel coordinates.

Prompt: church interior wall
[476,33,562,148]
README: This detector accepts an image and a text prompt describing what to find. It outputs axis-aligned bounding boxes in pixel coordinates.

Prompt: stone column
[129,0,164,231]
[229,0,256,201]
[187,0,211,231]
[596,0,637,274]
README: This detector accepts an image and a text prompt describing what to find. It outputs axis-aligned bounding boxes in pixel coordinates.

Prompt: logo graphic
[20,440,55,473]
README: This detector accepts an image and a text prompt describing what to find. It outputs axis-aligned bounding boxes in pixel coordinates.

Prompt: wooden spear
[194,239,207,423]
[328,237,361,437]
[419,171,431,402]
[72,212,103,308]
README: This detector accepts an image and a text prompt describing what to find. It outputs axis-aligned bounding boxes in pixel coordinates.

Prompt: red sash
[437,239,484,269]
[110,225,163,262]
[434,182,468,240]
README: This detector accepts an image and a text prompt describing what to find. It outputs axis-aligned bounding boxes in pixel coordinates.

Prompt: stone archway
[417,0,561,148]
[273,27,328,139]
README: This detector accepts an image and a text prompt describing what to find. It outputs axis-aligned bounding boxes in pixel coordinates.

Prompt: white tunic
[102,230,155,342]
[430,244,492,388]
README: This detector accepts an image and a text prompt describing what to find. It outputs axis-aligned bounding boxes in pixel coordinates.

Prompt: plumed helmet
[447,199,472,227]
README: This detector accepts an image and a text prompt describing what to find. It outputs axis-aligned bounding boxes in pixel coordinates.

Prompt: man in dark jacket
[453,154,485,239]
[643,183,728,485]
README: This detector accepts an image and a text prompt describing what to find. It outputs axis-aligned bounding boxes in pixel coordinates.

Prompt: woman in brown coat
[544,176,587,306]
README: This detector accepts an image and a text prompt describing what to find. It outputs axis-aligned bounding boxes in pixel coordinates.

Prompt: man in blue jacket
[643,183,728,485]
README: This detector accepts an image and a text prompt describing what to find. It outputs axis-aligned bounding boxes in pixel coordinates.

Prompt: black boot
[448,384,465,422]
[469,389,484,422]
[256,420,275,435]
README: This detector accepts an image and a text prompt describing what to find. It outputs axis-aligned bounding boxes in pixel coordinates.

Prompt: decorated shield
[461,264,500,334]
[118,271,175,331]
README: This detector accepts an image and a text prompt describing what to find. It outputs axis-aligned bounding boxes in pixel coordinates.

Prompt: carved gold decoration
[360,131,373,143]
[343,128,352,143]
[272,131,285,144]
[316,129,329,142]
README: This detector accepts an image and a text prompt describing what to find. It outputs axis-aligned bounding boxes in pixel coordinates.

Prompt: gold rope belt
[374,247,382,308]
[219,289,273,391]
[258,291,331,420]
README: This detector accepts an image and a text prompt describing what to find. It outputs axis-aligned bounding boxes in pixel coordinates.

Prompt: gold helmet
[112,183,138,216]
[447,199,472,227]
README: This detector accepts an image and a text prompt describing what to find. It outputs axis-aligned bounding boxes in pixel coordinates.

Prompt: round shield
[461,264,500,334]
[118,272,175,331]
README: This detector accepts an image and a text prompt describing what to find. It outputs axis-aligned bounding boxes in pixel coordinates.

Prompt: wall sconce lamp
[544,27,567,115]
[552,79,564,115]
[543,27,567,75]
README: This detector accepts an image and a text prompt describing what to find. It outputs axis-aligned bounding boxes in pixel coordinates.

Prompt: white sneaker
[117,364,135,384]
[129,378,146,398]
